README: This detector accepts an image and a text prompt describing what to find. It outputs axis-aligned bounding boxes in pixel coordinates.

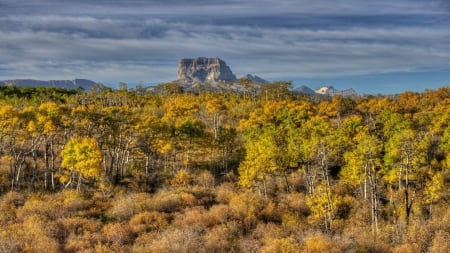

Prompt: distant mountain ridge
[0,79,98,90]
[175,57,357,96]
[314,85,357,97]
[1,59,358,97]
[241,74,268,84]
[293,85,315,95]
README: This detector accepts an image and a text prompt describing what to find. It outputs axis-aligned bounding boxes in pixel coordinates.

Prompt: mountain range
[0,58,357,96]
[0,79,99,90]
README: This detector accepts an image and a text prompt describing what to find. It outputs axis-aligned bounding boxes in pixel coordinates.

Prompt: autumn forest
[0,83,449,252]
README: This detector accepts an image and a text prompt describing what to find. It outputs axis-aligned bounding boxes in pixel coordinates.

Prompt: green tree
[382,113,425,225]
[175,119,205,170]
[341,130,382,233]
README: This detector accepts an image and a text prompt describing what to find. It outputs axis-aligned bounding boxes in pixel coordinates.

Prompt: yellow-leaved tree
[61,137,102,191]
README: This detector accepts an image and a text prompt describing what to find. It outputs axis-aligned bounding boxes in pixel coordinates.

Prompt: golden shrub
[215,182,236,204]
[140,228,204,253]
[204,225,237,252]
[131,232,159,253]
[23,236,59,253]
[146,191,183,213]
[194,170,215,189]
[260,237,301,253]
[429,230,449,253]
[102,223,133,246]
[129,211,169,234]
[109,196,136,221]
[170,169,192,187]
[394,243,421,253]
[208,204,235,224]
[0,191,24,224]
[303,234,342,253]
[173,207,214,230]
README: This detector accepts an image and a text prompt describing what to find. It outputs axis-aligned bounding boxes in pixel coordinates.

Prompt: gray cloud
[434,0,450,10]
[0,0,441,16]
[2,18,449,81]
[0,0,449,90]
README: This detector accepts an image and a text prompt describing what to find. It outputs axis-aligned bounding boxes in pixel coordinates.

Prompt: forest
[0,83,448,252]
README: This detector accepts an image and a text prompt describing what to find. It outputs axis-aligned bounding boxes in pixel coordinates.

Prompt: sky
[1,0,450,94]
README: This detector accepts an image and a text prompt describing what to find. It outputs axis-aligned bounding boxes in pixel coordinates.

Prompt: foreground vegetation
[0,84,449,252]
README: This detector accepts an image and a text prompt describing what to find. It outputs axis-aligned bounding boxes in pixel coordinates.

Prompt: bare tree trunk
[77,173,82,192]
[50,140,56,190]
[44,142,49,190]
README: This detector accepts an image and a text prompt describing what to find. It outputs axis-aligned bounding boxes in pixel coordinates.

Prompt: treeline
[0,84,449,252]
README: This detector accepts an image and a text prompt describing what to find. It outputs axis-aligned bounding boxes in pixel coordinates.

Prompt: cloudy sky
[1,0,450,94]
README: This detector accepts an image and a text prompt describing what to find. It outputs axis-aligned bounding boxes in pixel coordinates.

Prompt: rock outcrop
[0,79,98,90]
[177,57,237,84]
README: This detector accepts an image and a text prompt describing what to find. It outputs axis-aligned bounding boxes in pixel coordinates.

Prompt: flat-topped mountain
[0,79,98,90]
[177,57,237,84]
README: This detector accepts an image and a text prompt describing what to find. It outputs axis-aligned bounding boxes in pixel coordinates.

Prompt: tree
[134,113,168,177]
[382,113,425,225]
[341,130,382,233]
[37,102,67,190]
[205,96,227,140]
[423,172,444,218]
[441,125,450,169]
[238,125,284,196]
[175,119,205,170]
[61,137,102,191]
[238,101,311,195]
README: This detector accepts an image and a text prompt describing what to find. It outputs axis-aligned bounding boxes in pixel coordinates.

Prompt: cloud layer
[0,0,449,93]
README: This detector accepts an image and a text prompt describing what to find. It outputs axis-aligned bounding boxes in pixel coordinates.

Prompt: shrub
[102,223,133,247]
[394,243,420,253]
[216,182,236,204]
[0,231,22,253]
[260,237,301,253]
[208,204,235,224]
[429,230,449,253]
[0,191,25,224]
[23,236,59,253]
[303,234,342,253]
[252,222,285,241]
[229,191,266,232]
[141,228,204,253]
[109,196,136,221]
[173,207,214,230]
[131,232,159,253]
[194,170,215,189]
[204,225,238,252]
[171,169,192,187]
[16,196,62,221]
[62,190,92,214]
[129,211,169,234]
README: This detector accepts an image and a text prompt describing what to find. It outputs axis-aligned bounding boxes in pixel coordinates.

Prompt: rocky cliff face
[177,57,237,84]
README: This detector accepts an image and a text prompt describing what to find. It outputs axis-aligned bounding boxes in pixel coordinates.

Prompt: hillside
[0,85,448,252]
